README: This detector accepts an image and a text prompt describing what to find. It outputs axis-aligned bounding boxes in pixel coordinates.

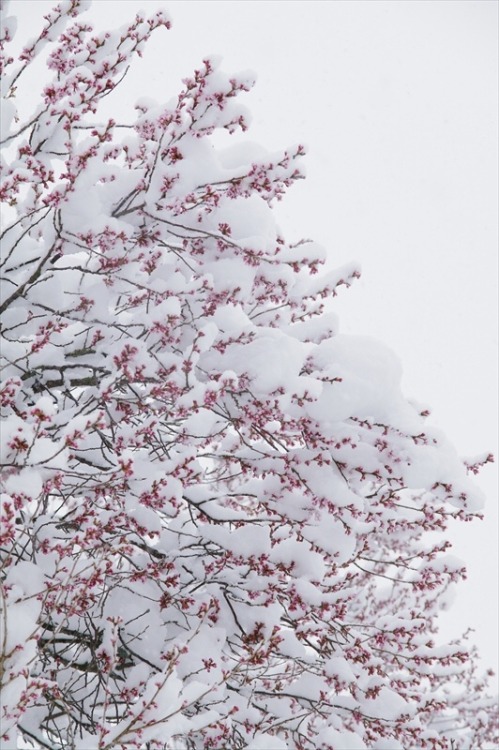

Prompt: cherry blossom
[0,2,497,749]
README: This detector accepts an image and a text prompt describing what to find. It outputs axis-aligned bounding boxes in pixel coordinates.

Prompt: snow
[304,513,357,564]
[202,327,306,393]
[359,686,413,720]
[202,522,271,558]
[324,656,357,684]
[3,467,43,499]
[306,334,403,423]
[272,538,326,582]
[0,97,17,137]
[247,733,289,750]
[316,727,367,750]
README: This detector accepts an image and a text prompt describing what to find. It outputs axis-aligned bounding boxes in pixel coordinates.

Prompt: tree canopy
[0,2,497,749]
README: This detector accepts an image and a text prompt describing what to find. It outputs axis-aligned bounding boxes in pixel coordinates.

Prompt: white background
[8,0,498,683]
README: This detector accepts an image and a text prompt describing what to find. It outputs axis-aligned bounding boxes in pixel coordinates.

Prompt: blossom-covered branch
[0,2,497,749]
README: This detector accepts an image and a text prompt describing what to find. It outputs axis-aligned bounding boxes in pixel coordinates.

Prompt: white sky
[7,0,498,682]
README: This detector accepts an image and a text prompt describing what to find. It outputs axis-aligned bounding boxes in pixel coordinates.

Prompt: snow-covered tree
[0,2,497,749]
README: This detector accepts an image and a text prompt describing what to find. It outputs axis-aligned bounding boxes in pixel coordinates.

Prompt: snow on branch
[0,2,497,749]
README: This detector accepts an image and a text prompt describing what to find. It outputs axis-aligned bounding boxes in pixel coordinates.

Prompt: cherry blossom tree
[0,2,497,749]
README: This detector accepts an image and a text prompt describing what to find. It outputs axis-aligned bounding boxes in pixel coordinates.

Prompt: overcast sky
[9,0,498,681]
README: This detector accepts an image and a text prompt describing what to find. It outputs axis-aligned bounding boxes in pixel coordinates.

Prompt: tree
[0,1,497,748]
